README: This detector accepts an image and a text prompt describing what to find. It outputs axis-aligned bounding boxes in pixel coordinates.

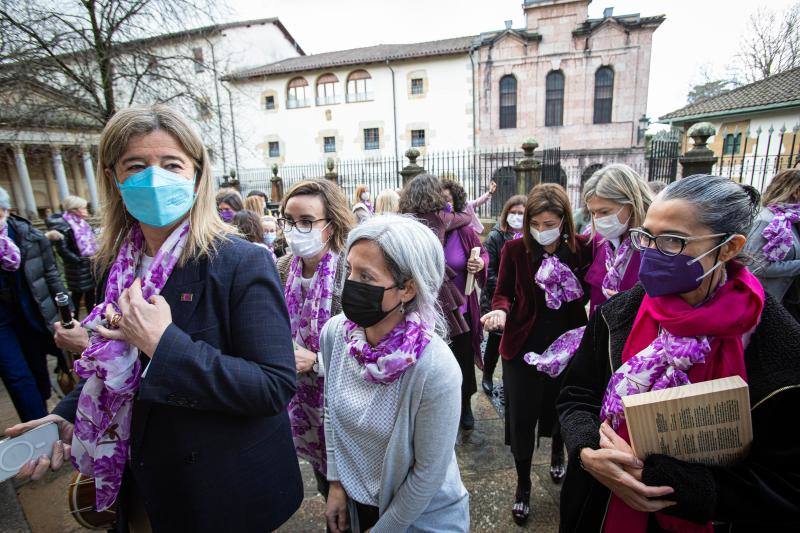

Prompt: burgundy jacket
[492,235,593,359]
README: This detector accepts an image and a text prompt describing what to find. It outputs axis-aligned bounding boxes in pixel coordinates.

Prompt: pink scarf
[762,203,800,262]
[71,220,190,511]
[0,222,21,272]
[343,312,432,384]
[284,251,337,474]
[63,211,98,257]
[602,262,764,533]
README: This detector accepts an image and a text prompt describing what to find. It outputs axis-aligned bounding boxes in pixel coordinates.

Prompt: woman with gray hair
[558,175,800,531]
[322,214,469,533]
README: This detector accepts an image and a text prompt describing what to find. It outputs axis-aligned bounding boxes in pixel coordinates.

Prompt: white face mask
[530,222,562,246]
[285,222,330,259]
[360,192,370,202]
[594,207,630,240]
[507,213,524,230]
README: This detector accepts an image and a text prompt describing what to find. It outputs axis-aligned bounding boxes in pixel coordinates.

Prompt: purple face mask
[219,209,234,223]
[638,235,732,298]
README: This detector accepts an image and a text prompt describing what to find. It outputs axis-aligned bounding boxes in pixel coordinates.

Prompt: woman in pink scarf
[558,175,800,532]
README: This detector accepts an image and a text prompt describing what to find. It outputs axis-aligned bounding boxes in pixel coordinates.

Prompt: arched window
[545,71,564,127]
[594,67,614,124]
[347,70,373,103]
[287,77,309,109]
[316,73,339,106]
[499,75,517,129]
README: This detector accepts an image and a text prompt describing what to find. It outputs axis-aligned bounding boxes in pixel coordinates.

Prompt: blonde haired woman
[374,189,400,214]
[8,104,303,531]
[583,163,653,313]
[352,184,373,223]
[244,194,266,216]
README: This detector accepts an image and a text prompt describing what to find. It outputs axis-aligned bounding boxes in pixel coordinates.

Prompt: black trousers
[71,288,96,319]
[448,313,477,404]
[483,331,502,380]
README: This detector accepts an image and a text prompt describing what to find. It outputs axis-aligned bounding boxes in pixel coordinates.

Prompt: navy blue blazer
[55,236,303,532]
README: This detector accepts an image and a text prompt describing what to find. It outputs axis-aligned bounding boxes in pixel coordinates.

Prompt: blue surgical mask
[117,166,196,228]
[264,232,277,245]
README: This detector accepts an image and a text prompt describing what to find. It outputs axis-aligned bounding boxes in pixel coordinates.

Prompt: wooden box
[622,376,753,466]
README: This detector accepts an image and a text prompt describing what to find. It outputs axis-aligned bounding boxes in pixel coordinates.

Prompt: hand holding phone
[3,415,73,482]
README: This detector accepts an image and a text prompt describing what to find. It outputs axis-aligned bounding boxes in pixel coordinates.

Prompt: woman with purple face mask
[216,190,243,223]
[558,175,800,533]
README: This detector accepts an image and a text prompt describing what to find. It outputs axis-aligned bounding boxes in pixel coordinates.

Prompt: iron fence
[712,126,800,193]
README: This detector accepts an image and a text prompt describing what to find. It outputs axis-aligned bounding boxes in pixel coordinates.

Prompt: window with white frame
[347,70,373,102]
[364,128,379,150]
[324,136,336,153]
[316,73,339,105]
[287,77,310,108]
[411,129,426,147]
[268,141,280,157]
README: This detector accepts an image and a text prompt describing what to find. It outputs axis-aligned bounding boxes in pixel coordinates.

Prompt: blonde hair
[583,163,652,233]
[374,189,400,214]
[281,179,355,253]
[243,195,266,215]
[95,104,231,272]
[63,195,88,212]
[353,184,369,206]
[762,169,800,206]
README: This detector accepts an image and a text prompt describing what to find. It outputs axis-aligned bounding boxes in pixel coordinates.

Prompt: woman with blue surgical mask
[275,179,356,501]
[558,174,800,533]
[584,164,653,314]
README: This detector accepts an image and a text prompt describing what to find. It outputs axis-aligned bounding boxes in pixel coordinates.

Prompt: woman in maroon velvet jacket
[482,184,592,525]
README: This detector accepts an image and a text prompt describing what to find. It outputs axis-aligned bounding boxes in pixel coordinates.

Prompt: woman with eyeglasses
[276,179,356,498]
[481,184,592,525]
[583,164,653,314]
[558,175,800,532]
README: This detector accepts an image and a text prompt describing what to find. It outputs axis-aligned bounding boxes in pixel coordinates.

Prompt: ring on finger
[109,313,123,328]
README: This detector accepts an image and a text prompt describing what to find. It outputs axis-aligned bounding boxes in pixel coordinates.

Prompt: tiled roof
[224,35,478,81]
[660,66,800,122]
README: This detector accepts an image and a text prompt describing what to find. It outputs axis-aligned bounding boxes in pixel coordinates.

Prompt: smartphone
[0,422,59,482]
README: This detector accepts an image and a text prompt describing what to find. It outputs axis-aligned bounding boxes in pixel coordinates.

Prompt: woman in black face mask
[321,214,469,533]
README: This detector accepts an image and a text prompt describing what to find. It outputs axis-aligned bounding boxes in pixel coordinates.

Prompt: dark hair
[440,178,467,212]
[233,210,264,244]
[217,192,243,212]
[247,190,268,201]
[399,173,446,214]
[661,175,760,237]
[498,194,527,232]
[522,183,577,253]
[280,178,355,252]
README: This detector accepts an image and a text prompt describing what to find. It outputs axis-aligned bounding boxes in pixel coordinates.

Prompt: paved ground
[2,362,563,532]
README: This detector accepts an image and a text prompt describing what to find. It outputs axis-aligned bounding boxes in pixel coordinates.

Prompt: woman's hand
[53,320,90,353]
[580,446,675,512]
[599,421,643,480]
[467,256,484,274]
[325,481,349,533]
[4,414,73,481]
[488,180,497,195]
[95,278,172,356]
[294,346,317,373]
[480,310,506,331]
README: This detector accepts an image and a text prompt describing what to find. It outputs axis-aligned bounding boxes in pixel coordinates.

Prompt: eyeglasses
[276,217,329,234]
[629,228,727,257]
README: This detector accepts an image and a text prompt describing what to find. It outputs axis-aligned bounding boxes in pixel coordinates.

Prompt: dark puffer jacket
[45,213,95,293]
[1,214,66,332]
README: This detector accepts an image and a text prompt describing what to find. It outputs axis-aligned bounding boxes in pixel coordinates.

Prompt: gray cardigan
[744,207,800,301]
[320,314,470,533]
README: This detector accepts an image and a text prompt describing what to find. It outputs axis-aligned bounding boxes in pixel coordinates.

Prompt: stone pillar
[400,148,424,187]
[270,164,284,203]
[680,123,717,178]
[51,145,70,203]
[11,144,38,219]
[43,157,60,213]
[5,157,26,214]
[324,158,338,184]
[81,146,100,213]
[514,138,542,195]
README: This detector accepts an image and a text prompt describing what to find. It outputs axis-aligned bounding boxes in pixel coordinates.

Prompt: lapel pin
[180,293,193,302]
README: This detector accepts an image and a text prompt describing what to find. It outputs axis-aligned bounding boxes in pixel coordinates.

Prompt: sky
[226,0,799,128]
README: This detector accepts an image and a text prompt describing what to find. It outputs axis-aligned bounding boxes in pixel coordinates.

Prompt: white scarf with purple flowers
[71,220,189,511]
[0,222,21,271]
[284,251,337,475]
[63,211,98,257]
[762,204,800,262]
[343,311,432,384]
[601,237,633,298]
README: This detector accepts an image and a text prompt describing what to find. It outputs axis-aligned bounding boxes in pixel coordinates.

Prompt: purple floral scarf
[343,311,432,384]
[599,329,711,430]
[601,237,633,297]
[534,254,584,309]
[71,220,190,511]
[63,211,98,257]
[762,204,800,262]
[0,222,21,272]
[284,251,337,474]
[524,326,586,377]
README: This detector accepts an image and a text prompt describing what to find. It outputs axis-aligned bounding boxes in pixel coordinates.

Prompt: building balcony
[316,95,341,106]
[287,98,311,109]
[346,92,374,103]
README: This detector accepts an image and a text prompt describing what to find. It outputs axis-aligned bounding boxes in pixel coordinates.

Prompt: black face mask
[341,279,402,328]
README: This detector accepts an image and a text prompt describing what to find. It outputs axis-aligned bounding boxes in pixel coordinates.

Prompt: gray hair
[344,213,447,338]
[0,186,10,210]
[63,195,88,212]
[660,175,760,236]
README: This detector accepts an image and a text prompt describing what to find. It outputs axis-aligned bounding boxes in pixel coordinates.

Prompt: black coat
[54,237,303,532]
[45,213,95,293]
[557,284,800,532]
[479,224,517,314]
[0,215,66,332]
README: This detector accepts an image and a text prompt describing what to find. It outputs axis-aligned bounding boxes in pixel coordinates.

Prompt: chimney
[504,20,513,30]
[603,7,614,18]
